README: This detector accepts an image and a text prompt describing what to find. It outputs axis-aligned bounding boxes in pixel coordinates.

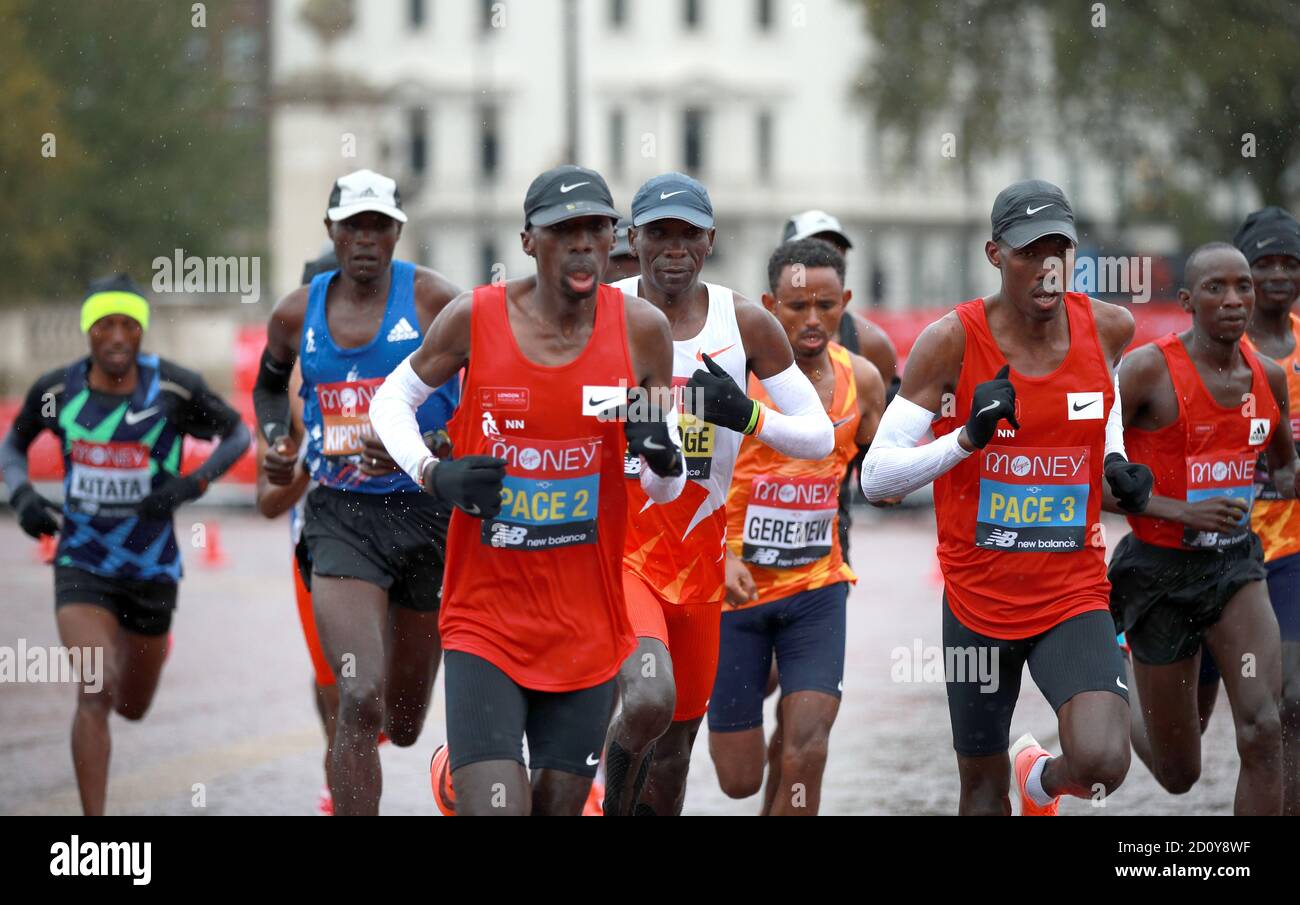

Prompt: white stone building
[270,0,1126,310]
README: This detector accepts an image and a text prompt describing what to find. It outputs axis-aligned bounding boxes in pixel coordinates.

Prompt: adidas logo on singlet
[387,317,419,343]
[1249,418,1270,446]
[304,327,316,354]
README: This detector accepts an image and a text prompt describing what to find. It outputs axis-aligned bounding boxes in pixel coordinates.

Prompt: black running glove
[423,456,507,519]
[10,483,60,538]
[1104,453,1153,514]
[965,365,1020,449]
[138,474,206,521]
[623,406,684,478]
[686,352,759,435]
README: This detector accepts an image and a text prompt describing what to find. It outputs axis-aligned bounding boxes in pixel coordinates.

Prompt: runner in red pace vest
[369,166,686,816]
[1108,242,1297,815]
[861,180,1153,815]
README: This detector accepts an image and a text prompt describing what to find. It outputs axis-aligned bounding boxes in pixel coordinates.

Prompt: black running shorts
[1108,531,1266,666]
[443,650,616,778]
[942,596,1128,758]
[302,486,449,612]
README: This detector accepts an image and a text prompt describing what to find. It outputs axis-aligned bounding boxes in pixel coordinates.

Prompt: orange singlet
[439,284,637,692]
[1243,314,1300,561]
[726,343,859,606]
[931,293,1113,640]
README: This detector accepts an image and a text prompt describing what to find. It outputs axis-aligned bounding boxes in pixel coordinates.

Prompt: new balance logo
[986,528,1019,548]
[489,523,527,547]
[387,317,419,343]
[750,548,780,565]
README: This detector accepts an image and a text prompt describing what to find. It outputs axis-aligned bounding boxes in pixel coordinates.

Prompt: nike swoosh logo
[1292,361,1300,373]
[1116,677,1128,691]
[1025,203,1054,215]
[586,753,600,766]
[975,401,1000,417]
[464,503,481,516]
[641,437,666,450]
[1257,237,1278,248]
[123,406,160,425]
[588,396,619,408]
[1072,400,1097,411]
[560,182,589,193]
[660,190,688,200]
[832,415,854,427]
[695,344,735,361]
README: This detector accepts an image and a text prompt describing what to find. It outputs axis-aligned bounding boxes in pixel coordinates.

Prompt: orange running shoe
[582,779,605,816]
[1011,733,1059,816]
[430,744,455,816]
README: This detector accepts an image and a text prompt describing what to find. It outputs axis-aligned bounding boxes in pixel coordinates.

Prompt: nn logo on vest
[49,836,151,885]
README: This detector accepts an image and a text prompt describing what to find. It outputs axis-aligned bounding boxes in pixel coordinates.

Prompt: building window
[480,239,499,284]
[409,0,426,28]
[683,0,700,29]
[756,0,773,30]
[409,107,428,176]
[756,110,772,182]
[683,108,706,174]
[479,105,499,181]
[610,0,628,28]
[609,109,625,179]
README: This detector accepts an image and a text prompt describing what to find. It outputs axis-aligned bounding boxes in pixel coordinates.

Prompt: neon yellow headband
[81,291,150,334]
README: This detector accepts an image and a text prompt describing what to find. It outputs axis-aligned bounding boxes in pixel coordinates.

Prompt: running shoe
[1011,732,1059,816]
[430,744,455,816]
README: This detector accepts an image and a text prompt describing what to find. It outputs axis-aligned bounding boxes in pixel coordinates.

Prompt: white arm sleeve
[639,402,687,503]
[1105,372,1126,460]
[369,355,437,483]
[860,394,972,501]
[755,363,834,460]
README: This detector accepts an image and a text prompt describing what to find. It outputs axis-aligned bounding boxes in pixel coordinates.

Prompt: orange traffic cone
[202,521,228,568]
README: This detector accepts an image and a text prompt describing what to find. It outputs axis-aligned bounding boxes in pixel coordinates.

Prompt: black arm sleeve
[163,361,251,490]
[252,347,294,444]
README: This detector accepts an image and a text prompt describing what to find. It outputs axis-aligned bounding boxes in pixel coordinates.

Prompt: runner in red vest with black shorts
[1108,242,1297,815]
[861,180,1154,815]
[370,166,686,815]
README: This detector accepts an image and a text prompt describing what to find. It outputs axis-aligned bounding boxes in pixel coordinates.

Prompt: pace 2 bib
[482,434,602,550]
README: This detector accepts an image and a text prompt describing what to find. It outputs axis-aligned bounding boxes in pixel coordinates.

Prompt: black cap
[611,218,633,257]
[630,172,714,229]
[523,165,620,228]
[991,179,1077,248]
[1233,206,1300,266]
[86,273,146,299]
[301,248,339,285]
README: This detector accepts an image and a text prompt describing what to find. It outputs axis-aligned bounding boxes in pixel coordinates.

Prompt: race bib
[976,445,1089,552]
[742,474,838,568]
[679,410,715,480]
[481,435,601,550]
[68,440,152,515]
[316,377,384,456]
[1184,452,1255,548]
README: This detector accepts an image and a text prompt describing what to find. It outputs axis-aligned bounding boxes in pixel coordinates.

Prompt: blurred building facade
[270,0,1126,309]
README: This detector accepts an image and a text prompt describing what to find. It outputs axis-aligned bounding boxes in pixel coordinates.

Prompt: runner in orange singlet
[707,239,883,815]
[861,180,1153,815]
[370,165,685,815]
[1237,207,1300,815]
[600,174,834,816]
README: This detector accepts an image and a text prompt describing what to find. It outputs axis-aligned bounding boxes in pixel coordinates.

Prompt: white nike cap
[326,169,408,224]
[783,210,852,249]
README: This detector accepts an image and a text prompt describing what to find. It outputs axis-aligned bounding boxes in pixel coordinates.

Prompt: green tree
[0,0,266,304]
[857,0,1300,222]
